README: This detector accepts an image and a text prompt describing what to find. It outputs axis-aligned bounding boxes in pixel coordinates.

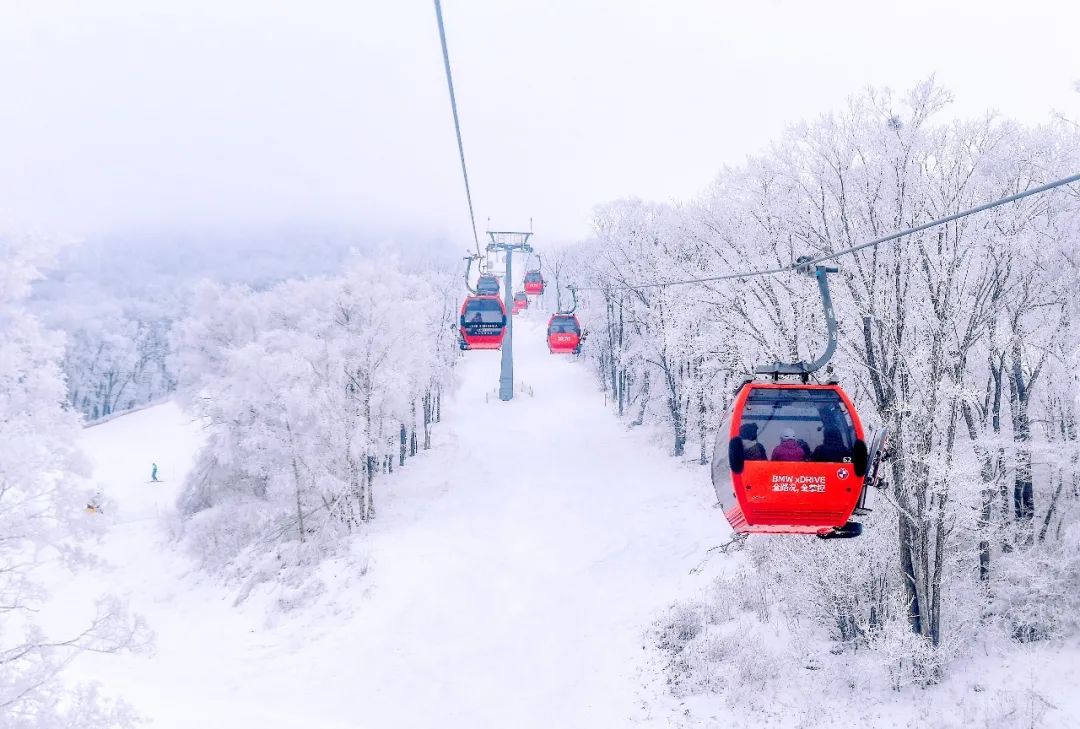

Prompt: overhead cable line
[433,0,482,256]
[575,172,1080,292]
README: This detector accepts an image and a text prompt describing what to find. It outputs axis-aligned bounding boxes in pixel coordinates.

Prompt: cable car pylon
[486,230,533,401]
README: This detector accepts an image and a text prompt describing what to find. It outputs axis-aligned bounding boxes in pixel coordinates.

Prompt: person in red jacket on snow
[771,429,809,461]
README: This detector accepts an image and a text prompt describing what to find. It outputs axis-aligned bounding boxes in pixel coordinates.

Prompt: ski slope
[56,313,723,728]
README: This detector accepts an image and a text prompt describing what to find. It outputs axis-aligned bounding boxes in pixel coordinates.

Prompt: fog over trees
[28,231,458,422]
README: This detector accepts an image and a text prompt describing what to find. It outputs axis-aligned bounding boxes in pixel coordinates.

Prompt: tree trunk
[897,486,923,635]
[960,356,1004,582]
[1007,321,1051,547]
[661,360,685,456]
[410,401,419,456]
[697,386,708,465]
[670,394,686,456]
[365,455,376,519]
[286,420,306,542]
[632,371,650,427]
[423,392,433,450]
[1007,381,1033,546]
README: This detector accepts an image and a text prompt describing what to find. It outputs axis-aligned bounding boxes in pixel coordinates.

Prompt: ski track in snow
[53,314,725,728]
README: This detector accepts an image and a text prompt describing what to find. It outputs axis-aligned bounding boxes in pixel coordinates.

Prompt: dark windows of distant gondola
[546,313,582,354]
[461,297,505,324]
[547,316,580,335]
[523,270,544,294]
[476,275,501,295]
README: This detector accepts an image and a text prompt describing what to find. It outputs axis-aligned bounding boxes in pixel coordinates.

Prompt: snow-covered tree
[171,256,458,592]
[39,290,180,421]
[0,235,145,728]
[566,80,1080,688]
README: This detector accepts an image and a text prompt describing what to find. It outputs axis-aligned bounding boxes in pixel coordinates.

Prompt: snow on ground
[44,310,1080,728]
[52,311,724,728]
[78,400,203,524]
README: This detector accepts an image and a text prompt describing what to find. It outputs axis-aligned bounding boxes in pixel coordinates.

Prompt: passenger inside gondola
[812,427,851,462]
[739,423,767,460]
[743,388,855,463]
[463,298,505,324]
[771,429,810,461]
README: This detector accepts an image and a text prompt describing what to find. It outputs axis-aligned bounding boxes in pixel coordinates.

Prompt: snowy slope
[54,312,723,728]
[51,312,1080,729]
[79,400,203,522]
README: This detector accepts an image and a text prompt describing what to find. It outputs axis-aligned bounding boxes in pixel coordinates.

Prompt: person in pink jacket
[771,429,809,461]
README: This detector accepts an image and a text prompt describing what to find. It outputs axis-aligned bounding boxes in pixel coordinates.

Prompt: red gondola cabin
[547,314,582,354]
[523,270,545,295]
[459,295,507,350]
[511,292,528,315]
[711,382,870,537]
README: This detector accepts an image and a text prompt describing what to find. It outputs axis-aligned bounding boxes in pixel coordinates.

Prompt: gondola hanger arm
[463,253,479,295]
[753,260,838,379]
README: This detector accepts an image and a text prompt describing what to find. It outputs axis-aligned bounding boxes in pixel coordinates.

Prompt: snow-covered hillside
[51,314,721,728]
[33,307,1080,729]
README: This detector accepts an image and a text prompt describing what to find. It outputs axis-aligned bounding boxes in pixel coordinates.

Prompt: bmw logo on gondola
[836,467,850,480]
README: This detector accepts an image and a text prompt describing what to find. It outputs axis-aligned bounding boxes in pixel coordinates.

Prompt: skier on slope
[151,463,159,482]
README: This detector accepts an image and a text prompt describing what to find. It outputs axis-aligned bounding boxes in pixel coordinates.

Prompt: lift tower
[486,230,533,401]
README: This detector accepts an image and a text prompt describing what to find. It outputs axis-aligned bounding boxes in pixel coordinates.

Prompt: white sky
[0,0,1077,249]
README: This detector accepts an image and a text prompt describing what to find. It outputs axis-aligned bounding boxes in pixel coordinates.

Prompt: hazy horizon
[2,0,1077,251]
